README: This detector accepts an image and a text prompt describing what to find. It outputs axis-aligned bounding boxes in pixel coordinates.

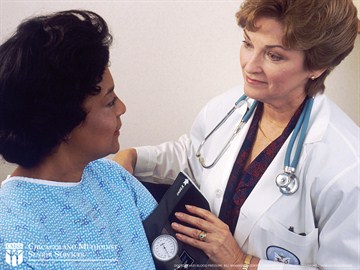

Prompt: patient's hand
[113,148,137,174]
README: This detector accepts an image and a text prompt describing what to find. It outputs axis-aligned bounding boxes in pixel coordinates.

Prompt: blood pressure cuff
[143,172,210,270]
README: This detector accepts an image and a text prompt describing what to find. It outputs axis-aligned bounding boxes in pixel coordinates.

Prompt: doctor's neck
[261,95,307,128]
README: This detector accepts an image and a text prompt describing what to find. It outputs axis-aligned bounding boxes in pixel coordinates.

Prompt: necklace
[258,121,273,142]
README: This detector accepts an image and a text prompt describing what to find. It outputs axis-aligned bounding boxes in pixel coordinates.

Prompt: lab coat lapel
[234,137,288,247]
[233,95,328,247]
[200,112,254,216]
[202,95,329,247]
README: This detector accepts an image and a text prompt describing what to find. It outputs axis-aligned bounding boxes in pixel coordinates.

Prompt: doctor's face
[240,17,312,108]
[66,68,126,161]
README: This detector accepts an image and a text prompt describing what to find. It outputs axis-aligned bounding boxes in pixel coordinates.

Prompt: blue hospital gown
[0,158,157,269]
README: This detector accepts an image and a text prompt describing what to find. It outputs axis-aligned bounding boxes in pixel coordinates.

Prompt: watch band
[242,255,252,270]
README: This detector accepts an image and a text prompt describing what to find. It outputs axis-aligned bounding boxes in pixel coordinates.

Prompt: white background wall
[0,0,359,180]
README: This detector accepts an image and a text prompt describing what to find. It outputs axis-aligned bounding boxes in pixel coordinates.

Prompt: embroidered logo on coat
[266,246,300,265]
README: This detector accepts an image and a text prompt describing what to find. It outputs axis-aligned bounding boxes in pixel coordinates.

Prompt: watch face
[151,234,178,262]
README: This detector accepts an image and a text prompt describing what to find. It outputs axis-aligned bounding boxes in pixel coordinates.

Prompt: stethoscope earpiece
[196,94,314,196]
[196,94,258,169]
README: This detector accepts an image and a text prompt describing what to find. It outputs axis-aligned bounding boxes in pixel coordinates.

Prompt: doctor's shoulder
[302,95,359,189]
[320,95,359,153]
[202,86,243,113]
[197,85,244,124]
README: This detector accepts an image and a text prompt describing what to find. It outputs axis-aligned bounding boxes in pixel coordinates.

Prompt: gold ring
[198,231,207,241]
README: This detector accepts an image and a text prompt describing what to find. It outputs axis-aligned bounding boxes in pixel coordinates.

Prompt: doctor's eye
[266,51,283,62]
[242,40,253,49]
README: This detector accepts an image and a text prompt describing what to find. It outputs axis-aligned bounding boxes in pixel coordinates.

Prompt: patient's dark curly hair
[0,10,113,168]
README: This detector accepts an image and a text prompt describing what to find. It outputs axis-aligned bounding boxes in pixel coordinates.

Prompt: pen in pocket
[288,226,306,236]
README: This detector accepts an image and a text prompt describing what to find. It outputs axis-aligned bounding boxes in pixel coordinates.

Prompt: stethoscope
[195,94,314,195]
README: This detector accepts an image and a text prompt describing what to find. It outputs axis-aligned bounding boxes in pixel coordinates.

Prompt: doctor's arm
[170,162,360,270]
[113,104,208,184]
[171,204,333,270]
[313,162,360,269]
[114,134,201,184]
[171,205,260,270]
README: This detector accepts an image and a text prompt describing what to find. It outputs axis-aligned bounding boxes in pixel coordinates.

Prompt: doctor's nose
[242,52,263,74]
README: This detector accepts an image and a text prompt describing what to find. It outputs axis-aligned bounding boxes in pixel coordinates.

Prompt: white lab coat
[134,86,360,269]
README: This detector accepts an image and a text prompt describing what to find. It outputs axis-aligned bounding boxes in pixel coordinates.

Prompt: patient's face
[66,68,126,161]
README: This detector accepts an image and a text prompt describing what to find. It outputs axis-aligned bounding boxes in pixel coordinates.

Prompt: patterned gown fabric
[0,159,157,269]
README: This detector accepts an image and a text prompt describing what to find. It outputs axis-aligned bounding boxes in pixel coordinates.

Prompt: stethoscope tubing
[196,94,314,195]
[196,94,257,169]
[285,97,314,170]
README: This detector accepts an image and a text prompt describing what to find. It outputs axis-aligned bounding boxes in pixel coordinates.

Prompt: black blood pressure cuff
[143,172,210,270]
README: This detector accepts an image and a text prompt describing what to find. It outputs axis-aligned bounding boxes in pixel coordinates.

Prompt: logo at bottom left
[5,243,24,267]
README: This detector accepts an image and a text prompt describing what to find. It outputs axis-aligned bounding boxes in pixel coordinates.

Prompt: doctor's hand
[171,205,259,269]
[113,148,137,174]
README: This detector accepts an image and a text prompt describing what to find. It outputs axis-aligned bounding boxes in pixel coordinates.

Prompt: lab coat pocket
[249,215,318,265]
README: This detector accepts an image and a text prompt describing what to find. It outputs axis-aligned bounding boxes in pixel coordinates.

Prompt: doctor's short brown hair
[236,0,358,97]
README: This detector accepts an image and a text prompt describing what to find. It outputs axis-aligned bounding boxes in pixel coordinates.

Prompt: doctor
[114,0,360,269]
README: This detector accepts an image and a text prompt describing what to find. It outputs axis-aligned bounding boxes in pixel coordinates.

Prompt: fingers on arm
[113,148,137,174]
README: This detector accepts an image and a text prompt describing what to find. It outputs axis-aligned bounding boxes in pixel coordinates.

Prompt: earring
[311,75,316,80]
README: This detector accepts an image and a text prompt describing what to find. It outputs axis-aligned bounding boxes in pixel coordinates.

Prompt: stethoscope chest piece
[197,94,313,196]
[275,167,299,195]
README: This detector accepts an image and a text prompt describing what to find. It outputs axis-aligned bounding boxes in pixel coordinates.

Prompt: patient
[0,10,156,269]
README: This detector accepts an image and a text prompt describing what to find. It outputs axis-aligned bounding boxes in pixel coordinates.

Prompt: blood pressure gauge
[151,235,178,262]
